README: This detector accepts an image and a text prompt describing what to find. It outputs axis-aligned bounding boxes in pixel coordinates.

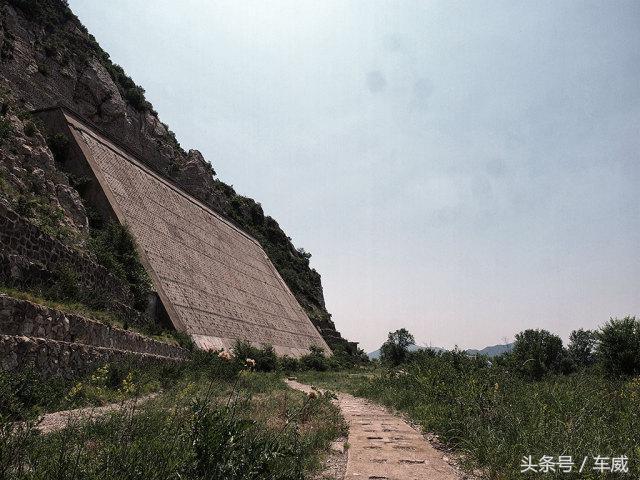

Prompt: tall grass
[0,353,346,479]
[299,352,640,479]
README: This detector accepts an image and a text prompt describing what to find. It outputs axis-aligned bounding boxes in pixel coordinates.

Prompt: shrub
[14,194,75,241]
[0,118,12,145]
[53,263,81,301]
[124,86,149,111]
[232,341,278,372]
[37,63,49,76]
[23,121,36,137]
[512,329,567,379]
[597,316,640,376]
[88,221,152,311]
[380,328,415,366]
[300,346,330,372]
[0,366,66,421]
[279,355,300,373]
[187,398,305,480]
[172,331,196,351]
[46,132,69,162]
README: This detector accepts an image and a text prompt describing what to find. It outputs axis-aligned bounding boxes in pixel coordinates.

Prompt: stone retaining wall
[0,335,182,378]
[0,294,186,359]
[0,202,131,308]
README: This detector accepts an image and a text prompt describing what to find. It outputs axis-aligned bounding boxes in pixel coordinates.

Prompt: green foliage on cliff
[87,219,152,312]
[13,193,78,242]
[0,117,11,144]
[5,0,155,114]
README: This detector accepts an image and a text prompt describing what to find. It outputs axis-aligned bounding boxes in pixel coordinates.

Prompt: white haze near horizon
[69,0,640,352]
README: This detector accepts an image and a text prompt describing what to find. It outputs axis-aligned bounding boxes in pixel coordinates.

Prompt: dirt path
[286,380,461,480]
[35,393,157,434]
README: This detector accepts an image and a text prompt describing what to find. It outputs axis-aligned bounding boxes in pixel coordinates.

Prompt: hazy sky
[69,0,640,352]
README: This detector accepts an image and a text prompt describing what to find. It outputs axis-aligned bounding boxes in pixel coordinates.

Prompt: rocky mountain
[0,0,355,353]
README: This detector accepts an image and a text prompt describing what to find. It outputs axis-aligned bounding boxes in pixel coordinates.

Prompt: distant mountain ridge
[465,343,514,357]
[368,342,513,360]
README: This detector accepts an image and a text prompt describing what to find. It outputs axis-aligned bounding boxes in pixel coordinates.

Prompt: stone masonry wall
[0,202,132,309]
[0,294,187,377]
[0,335,182,379]
[0,294,186,359]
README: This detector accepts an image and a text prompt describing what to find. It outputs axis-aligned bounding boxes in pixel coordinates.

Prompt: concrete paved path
[286,380,460,480]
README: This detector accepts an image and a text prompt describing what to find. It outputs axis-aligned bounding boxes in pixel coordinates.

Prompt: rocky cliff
[0,0,355,353]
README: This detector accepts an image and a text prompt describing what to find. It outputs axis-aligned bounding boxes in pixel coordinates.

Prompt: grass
[0,361,167,421]
[0,352,347,479]
[296,354,640,479]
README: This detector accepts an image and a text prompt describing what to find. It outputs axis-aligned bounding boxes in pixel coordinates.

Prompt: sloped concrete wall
[51,109,329,357]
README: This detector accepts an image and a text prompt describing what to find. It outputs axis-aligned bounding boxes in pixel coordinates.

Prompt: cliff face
[0,0,354,352]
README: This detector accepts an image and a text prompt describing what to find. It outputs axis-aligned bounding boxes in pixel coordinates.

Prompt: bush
[597,316,640,376]
[232,341,278,372]
[279,355,300,373]
[14,194,75,241]
[172,331,196,351]
[88,221,152,311]
[0,118,12,145]
[0,366,66,421]
[300,346,330,372]
[511,329,568,379]
[23,121,36,137]
[46,132,69,163]
[124,86,149,111]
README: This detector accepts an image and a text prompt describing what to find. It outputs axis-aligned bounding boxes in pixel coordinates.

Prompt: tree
[568,329,597,368]
[380,328,415,366]
[512,329,566,379]
[597,317,640,377]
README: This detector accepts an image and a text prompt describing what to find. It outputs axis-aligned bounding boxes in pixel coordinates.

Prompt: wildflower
[245,358,256,369]
[218,350,232,361]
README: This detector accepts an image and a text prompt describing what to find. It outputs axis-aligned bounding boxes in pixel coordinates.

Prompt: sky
[69,0,640,352]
